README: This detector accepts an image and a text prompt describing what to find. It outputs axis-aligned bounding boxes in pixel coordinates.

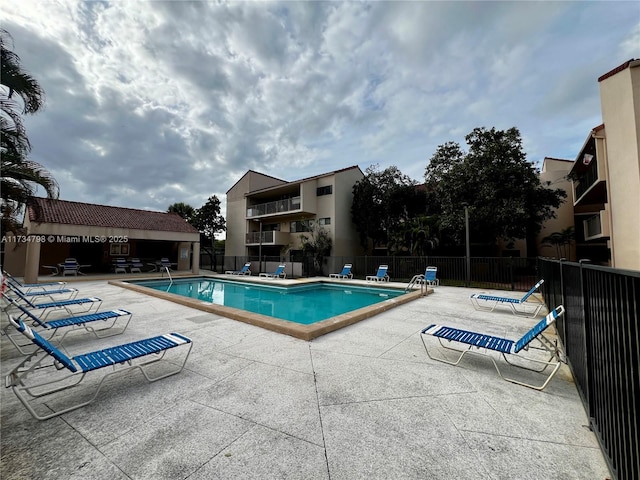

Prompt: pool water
[135,277,406,324]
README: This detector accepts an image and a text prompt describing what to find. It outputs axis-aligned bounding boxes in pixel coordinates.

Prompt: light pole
[252,219,263,274]
[464,204,470,286]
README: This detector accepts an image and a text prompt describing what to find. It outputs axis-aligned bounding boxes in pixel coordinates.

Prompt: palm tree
[541,226,574,260]
[167,202,196,223]
[1,28,58,233]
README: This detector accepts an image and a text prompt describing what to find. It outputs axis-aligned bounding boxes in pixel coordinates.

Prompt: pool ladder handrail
[405,274,425,295]
[161,265,173,285]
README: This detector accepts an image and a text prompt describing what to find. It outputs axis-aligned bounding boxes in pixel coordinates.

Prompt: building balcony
[245,231,291,246]
[247,197,302,218]
[583,208,610,241]
[573,158,608,206]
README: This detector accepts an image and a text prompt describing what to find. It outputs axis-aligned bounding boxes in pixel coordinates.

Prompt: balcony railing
[247,196,301,218]
[244,231,289,245]
[574,158,599,200]
[584,209,610,241]
[246,231,274,244]
[585,214,603,239]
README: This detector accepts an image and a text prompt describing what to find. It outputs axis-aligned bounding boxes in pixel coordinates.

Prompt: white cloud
[619,22,640,59]
[3,0,638,217]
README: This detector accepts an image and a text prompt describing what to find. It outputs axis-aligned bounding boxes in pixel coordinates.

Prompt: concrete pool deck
[0,277,611,479]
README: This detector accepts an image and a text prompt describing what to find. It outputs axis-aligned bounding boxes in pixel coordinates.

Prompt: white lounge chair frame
[329,264,353,279]
[225,262,251,275]
[2,287,102,320]
[62,259,80,276]
[129,258,144,273]
[2,296,132,355]
[259,264,286,279]
[469,280,545,317]
[366,265,389,282]
[2,271,67,293]
[421,306,565,391]
[113,258,128,274]
[5,316,192,421]
[6,282,79,302]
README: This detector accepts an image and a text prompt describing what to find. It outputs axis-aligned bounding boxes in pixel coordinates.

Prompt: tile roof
[28,197,199,234]
[543,157,574,163]
[244,165,363,195]
[598,58,637,82]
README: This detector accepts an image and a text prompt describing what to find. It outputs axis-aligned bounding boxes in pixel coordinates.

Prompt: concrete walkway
[1,279,611,479]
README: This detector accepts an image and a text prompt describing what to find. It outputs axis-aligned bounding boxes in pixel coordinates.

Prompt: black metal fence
[209,255,539,291]
[538,258,639,480]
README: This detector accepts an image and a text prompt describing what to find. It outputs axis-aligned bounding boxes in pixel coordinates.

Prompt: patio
[0,277,610,479]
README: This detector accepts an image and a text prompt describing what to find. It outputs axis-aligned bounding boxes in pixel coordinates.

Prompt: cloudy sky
[4,1,639,219]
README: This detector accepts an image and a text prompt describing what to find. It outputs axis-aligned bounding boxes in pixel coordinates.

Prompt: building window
[318,217,331,225]
[317,185,333,196]
[110,243,129,256]
[291,220,314,233]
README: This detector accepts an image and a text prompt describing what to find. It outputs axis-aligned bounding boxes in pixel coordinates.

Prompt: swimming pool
[133,277,406,324]
[114,276,426,340]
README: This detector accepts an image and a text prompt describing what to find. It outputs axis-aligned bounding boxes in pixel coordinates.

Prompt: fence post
[558,258,567,344]
[579,259,593,421]
[509,257,514,291]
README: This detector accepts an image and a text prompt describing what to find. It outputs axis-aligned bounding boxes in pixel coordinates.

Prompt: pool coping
[109,275,431,341]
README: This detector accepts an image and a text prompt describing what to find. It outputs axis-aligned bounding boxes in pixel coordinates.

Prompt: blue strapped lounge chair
[62,259,80,276]
[366,265,389,282]
[129,258,144,273]
[6,282,79,302]
[469,279,545,317]
[225,262,251,276]
[2,287,102,320]
[259,264,286,279]
[113,258,129,274]
[2,296,132,355]
[421,306,565,391]
[423,266,439,286]
[5,316,192,420]
[2,271,67,293]
[330,264,353,280]
[160,258,175,270]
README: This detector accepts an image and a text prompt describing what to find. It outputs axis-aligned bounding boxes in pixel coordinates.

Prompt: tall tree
[541,226,574,260]
[1,29,58,233]
[425,127,566,254]
[351,164,424,254]
[167,202,195,223]
[299,221,332,275]
[192,196,226,269]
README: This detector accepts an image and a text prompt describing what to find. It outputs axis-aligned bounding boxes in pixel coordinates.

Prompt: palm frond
[1,29,45,114]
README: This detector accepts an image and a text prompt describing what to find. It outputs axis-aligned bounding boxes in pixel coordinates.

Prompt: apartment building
[536,157,576,260]
[225,166,365,264]
[568,59,640,270]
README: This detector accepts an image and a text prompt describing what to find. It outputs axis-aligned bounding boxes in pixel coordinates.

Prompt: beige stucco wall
[599,61,640,270]
[226,171,286,203]
[537,158,576,259]
[1,235,27,274]
[225,171,286,256]
[225,210,248,257]
[300,179,318,215]
[332,167,365,256]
